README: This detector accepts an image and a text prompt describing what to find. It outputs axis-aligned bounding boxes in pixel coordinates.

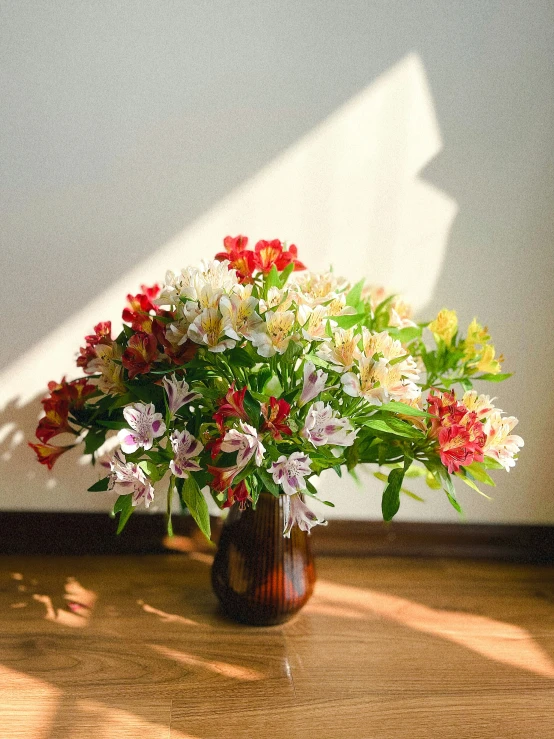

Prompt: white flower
[250,310,295,357]
[258,286,293,314]
[290,271,347,307]
[220,286,263,340]
[221,421,265,468]
[169,429,204,478]
[298,361,328,407]
[462,390,497,419]
[341,355,421,406]
[316,328,360,371]
[283,494,327,537]
[109,449,155,508]
[187,308,237,352]
[302,401,357,447]
[162,374,201,416]
[269,452,312,496]
[117,403,166,453]
[483,412,524,471]
[297,304,329,341]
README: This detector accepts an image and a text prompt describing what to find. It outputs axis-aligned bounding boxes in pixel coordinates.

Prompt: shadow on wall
[0,54,457,512]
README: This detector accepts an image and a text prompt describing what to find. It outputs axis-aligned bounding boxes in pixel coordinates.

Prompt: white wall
[1,1,553,523]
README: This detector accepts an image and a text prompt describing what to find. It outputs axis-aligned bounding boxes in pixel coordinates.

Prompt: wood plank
[0,554,552,738]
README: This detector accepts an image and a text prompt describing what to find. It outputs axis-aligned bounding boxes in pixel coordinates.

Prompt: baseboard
[0,511,553,562]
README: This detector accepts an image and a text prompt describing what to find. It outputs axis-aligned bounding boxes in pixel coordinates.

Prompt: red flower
[36,397,72,443]
[261,397,292,440]
[253,239,284,273]
[438,425,482,474]
[46,377,96,409]
[205,416,226,460]
[254,239,306,273]
[223,480,251,510]
[28,442,72,470]
[276,243,305,272]
[213,384,249,426]
[215,235,256,282]
[77,321,112,371]
[122,332,158,379]
[122,284,160,332]
[207,464,240,492]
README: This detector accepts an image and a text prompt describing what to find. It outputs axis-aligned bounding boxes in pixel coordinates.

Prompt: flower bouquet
[30,236,523,542]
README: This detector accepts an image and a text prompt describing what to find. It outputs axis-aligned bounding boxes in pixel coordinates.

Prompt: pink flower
[169,429,204,478]
[269,452,312,496]
[108,449,154,508]
[302,401,357,447]
[220,422,265,468]
[162,374,201,416]
[298,361,328,407]
[117,402,166,453]
[283,494,327,537]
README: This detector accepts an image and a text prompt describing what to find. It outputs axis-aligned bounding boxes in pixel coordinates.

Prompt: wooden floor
[0,553,553,739]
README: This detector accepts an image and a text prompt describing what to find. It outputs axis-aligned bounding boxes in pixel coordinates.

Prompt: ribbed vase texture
[211,493,316,625]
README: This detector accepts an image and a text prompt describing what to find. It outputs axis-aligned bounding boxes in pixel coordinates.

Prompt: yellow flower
[428,309,458,347]
[473,344,503,374]
[463,318,490,360]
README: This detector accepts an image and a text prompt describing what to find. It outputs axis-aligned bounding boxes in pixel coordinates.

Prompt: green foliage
[178,475,211,541]
[113,494,134,534]
[88,476,111,492]
[381,467,406,521]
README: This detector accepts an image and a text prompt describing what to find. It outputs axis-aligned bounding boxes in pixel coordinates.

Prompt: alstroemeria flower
[188,308,236,353]
[207,463,241,492]
[253,239,285,273]
[221,422,265,468]
[251,310,295,357]
[169,429,204,478]
[316,328,360,371]
[302,401,357,447]
[121,332,158,379]
[283,494,327,537]
[109,449,154,508]
[93,343,126,395]
[215,235,256,283]
[269,452,312,496]
[77,321,112,373]
[438,424,483,474]
[297,304,328,341]
[298,361,328,407]
[162,374,201,416]
[223,480,251,510]
[261,397,292,440]
[122,284,160,332]
[214,384,250,424]
[483,412,524,471]
[341,355,421,406]
[117,403,166,453]
[220,285,263,340]
[36,397,73,443]
[28,442,72,470]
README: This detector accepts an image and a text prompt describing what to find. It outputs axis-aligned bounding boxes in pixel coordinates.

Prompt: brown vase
[211,492,316,625]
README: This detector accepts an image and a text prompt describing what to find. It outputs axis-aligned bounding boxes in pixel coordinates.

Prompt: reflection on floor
[0,554,553,738]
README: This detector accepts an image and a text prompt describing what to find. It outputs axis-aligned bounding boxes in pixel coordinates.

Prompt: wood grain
[0,554,552,738]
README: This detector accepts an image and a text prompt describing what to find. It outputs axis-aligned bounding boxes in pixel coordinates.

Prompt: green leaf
[87,476,110,492]
[84,428,107,456]
[113,494,134,534]
[475,372,513,383]
[362,417,423,439]
[138,460,167,483]
[332,313,366,329]
[378,401,431,418]
[265,265,281,292]
[345,278,365,309]
[332,464,342,478]
[278,262,295,287]
[481,456,504,470]
[257,468,281,497]
[381,467,405,521]
[97,419,127,430]
[263,374,283,398]
[464,461,496,487]
[387,326,422,343]
[179,475,211,541]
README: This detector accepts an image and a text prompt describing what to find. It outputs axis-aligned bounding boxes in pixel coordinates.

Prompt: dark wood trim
[0,512,553,562]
